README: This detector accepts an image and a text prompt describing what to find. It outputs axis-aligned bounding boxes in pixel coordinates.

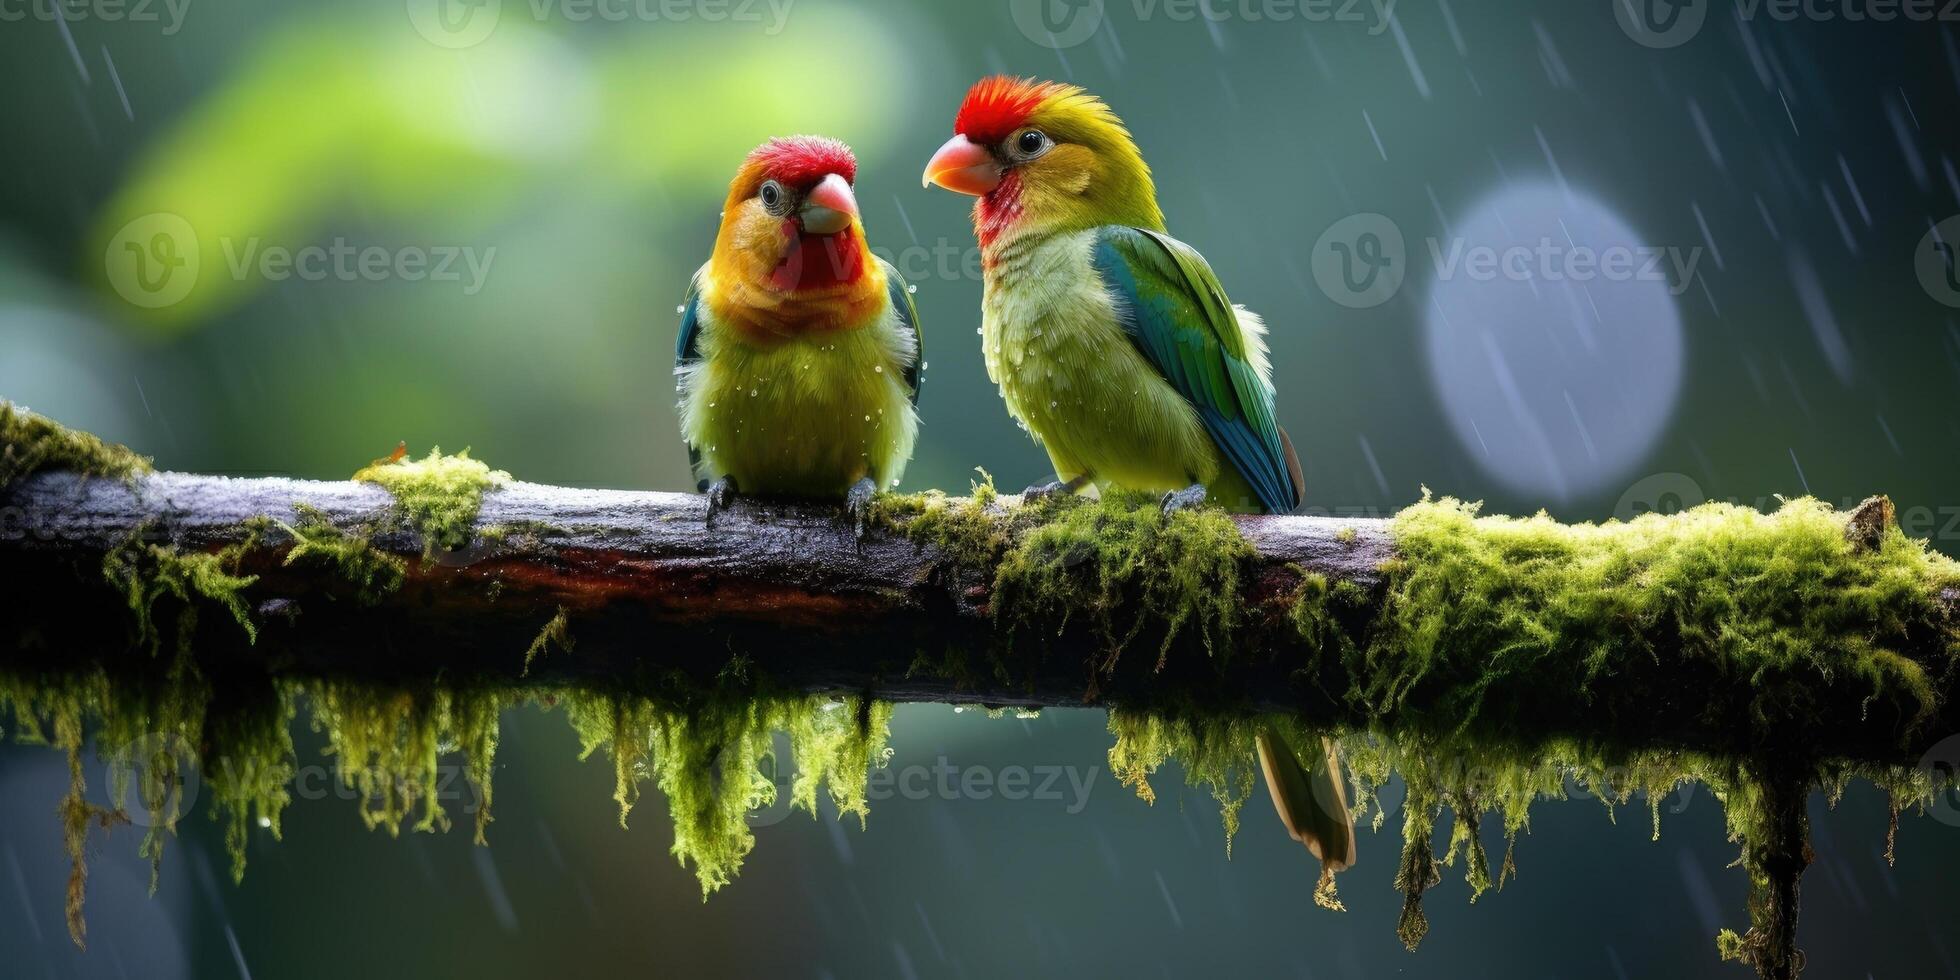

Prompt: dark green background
[4,0,1960,975]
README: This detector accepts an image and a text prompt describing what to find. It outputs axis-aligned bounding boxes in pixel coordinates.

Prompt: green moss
[102,521,262,653]
[1286,569,1368,669]
[995,493,1256,672]
[0,657,292,944]
[200,690,297,879]
[783,696,894,827]
[869,470,1013,571]
[877,479,1270,690]
[267,505,406,603]
[1365,494,1958,751]
[0,401,152,493]
[522,607,572,676]
[307,683,505,838]
[354,447,509,556]
[1107,707,1270,855]
[563,689,892,896]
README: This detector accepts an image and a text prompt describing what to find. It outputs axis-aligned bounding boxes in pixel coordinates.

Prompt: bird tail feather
[1277,426,1306,512]
[1257,731,1357,877]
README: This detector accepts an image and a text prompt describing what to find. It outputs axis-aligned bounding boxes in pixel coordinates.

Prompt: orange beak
[922,134,1003,196]
[798,173,858,235]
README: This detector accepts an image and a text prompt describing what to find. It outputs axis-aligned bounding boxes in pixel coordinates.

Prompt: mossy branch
[4,407,1958,980]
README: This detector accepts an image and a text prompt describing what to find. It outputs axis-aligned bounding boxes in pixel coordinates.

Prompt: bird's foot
[1021,475,1087,506]
[845,477,878,543]
[1160,483,1208,515]
[1021,480,1067,503]
[704,476,738,528]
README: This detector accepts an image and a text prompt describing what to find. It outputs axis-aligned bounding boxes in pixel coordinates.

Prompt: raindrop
[1362,110,1387,161]
[1688,98,1723,171]
[101,47,133,121]
[1690,201,1725,271]
[1390,15,1432,98]
[1837,154,1872,226]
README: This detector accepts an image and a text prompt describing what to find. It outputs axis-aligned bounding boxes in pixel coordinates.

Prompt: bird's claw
[1020,480,1067,504]
[845,477,878,543]
[704,476,738,528]
[1160,484,1208,515]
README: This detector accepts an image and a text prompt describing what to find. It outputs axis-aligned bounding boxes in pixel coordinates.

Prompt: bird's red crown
[742,135,857,189]
[954,76,1071,145]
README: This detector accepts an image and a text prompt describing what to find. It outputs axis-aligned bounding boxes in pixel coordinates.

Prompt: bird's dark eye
[1016,129,1049,157]
[759,180,785,211]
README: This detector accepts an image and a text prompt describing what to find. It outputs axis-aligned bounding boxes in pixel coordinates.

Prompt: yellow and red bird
[922,76,1303,516]
[676,136,923,531]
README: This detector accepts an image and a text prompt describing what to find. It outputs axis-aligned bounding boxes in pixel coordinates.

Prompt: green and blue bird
[925,78,1354,886]
[677,136,922,530]
[922,76,1304,516]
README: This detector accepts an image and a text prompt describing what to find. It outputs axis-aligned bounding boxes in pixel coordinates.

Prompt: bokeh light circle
[1422,183,1685,503]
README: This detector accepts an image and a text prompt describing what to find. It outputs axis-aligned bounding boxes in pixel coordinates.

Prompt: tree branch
[0,469,1391,707]
[4,467,1955,754]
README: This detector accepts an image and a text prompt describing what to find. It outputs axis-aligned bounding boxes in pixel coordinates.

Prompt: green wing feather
[1092,226,1301,513]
